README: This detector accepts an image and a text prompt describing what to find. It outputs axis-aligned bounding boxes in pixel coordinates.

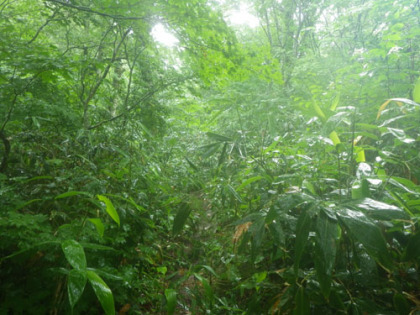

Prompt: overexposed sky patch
[151,23,179,47]
[226,4,259,28]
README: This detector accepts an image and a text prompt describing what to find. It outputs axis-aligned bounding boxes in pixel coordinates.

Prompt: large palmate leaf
[87,270,115,315]
[62,240,87,270]
[337,208,392,269]
[314,210,339,298]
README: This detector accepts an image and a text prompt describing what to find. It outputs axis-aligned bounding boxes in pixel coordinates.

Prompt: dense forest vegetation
[1,0,420,314]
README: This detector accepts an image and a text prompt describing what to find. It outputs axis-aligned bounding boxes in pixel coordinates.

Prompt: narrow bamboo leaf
[312,101,326,121]
[194,273,214,301]
[201,142,221,158]
[88,218,105,237]
[172,206,192,234]
[103,194,146,213]
[206,132,232,142]
[164,289,177,315]
[314,211,339,298]
[377,99,392,119]
[68,269,87,309]
[293,286,310,315]
[236,176,263,192]
[55,191,91,199]
[227,184,243,203]
[14,199,43,211]
[330,93,340,111]
[185,156,199,171]
[218,142,227,166]
[62,240,87,270]
[413,77,420,103]
[329,131,341,146]
[294,209,311,274]
[337,208,391,269]
[87,270,115,315]
[97,195,120,227]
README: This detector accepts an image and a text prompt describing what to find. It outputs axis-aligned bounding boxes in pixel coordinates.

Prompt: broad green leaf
[337,208,391,269]
[329,131,341,146]
[236,176,263,192]
[404,232,420,261]
[68,269,87,309]
[97,195,120,227]
[55,191,91,199]
[351,179,370,199]
[355,198,409,220]
[330,93,340,111]
[355,148,365,163]
[294,209,311,274]
[88,218,105,237]
[164,289,177,315]
[206,132,232,142]
[293,286,310,315]
[393,293,411,315]
[172,206,192,234]
[413,77,420,103]
[314,211,339,298]
[87,270,115,315]
[62,240,87,270]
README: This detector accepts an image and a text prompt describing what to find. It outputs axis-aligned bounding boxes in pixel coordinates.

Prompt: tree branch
[45,0,146,20]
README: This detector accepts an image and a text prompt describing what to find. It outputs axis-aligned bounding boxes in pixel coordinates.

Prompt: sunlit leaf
[97,195,120,227]
[329,131,341,146]
[413,77,420,103]
[88,218,105,237]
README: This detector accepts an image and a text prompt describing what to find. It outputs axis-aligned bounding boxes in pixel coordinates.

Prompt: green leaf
[294,286,310,315]
[413,77,420,103]
[97,195,120,227]
[55,191,91,199]
[194,273,213,301]
[172,206,192,234]
[337,208,392,269]
[62,240,87,270]
[164,289,177,315]
[393,293,411,315]
[312,101,326,121]
[68,269,87,309]
[87,270,115,315]
[294,209,311,275]
[314,210,339,298]
[227,184,243,203]
[351,179,370,199]
[236,176,263,192]
[329,131,341,146]
[88,218,105,237]
[354,198,409,220]
[404,232,420,261]
[206,131,232,142]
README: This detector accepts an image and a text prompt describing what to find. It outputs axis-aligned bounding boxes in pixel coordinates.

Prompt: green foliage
[1,0,420,313]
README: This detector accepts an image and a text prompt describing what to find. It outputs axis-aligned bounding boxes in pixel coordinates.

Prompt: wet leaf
[68,269,87,309]
[87,270,115,315]
[62,240,86,270]
[97,195,120,227]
